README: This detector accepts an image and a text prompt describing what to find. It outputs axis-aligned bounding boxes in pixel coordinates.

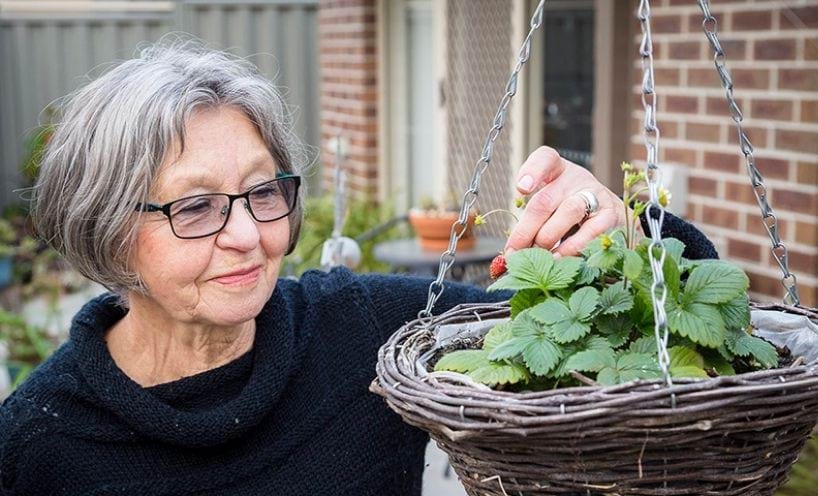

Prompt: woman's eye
[251,184,280,198]
[175,198,214,216]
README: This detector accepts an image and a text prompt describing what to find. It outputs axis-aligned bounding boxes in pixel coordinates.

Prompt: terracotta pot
[408,210,476,251]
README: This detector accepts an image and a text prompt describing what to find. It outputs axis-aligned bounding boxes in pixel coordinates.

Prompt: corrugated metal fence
[0,0,319,208]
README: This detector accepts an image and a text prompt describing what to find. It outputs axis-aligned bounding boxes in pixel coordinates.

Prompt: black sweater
[0,214,717,495]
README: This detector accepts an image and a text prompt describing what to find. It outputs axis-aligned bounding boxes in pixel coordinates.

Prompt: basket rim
[374,299,818,407]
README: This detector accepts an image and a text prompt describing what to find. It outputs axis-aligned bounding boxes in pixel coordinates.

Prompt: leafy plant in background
[777,435,818,496]
[435,163,778,389]
[0,309,56,388]
[20,106,56,187]
[281,194,407,277]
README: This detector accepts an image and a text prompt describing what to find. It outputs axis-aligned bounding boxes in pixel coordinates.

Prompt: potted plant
[408,194,477,251]
[372,163,818,495]
[0,308,56,389]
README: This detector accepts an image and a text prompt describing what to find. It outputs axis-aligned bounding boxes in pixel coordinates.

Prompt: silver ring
[576,190,600,217]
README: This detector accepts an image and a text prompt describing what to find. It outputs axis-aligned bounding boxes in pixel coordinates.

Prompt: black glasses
[136,175,300,239]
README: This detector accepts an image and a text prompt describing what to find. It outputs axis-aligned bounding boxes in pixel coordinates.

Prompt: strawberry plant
[435,163,778,388]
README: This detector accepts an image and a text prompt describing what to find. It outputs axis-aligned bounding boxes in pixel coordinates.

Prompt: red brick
[719,39,747,60]
[663,147,696,166]
[796,162,818,185]
[747,272,791,303]
[780,6,818,29]
[668,41,702,60]
[686,122,721,143]
[807,37,818,61]
[795,220,818,246]
[771,189,818,215]
[689,176,718,197]
[731,69,770,90]
[745,212,787,240]
[754,39,797,60]
[651,14,682,34]
[728,237,762,262]
[753,156,790,180]
[630,143,647,162]
[706,96,747,118]
[779,69,818,92]
[665,95,699,113]
[655,68,680,86]
[803,101,818,124]
[663,121,680,139]
[688,68,721,88]
[704,205,740,228]
[788,250,818,276]
[704,151,741,174]
[727,126,767,148]
[732,10,773,31]
[751,99,793,121]
[776,130,818,155]
[725,181,760,206]
[688,12,726,32]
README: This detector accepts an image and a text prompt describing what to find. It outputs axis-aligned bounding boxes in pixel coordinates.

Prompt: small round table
[373,236,505,282]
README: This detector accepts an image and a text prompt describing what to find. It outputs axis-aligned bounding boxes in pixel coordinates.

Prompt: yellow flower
[601,234,613,250]
[514,197,526,209]
[659,187,672,208]
[474,214,485,226]
[620,161,633,172]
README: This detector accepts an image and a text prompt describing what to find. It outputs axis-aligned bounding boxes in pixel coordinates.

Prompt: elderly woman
[0,41,715,495]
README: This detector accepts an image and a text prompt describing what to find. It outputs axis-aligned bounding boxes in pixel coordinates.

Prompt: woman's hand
[505,146,627,257]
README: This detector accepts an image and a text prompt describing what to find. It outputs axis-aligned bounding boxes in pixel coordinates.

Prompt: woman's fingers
[514,146,565,195]
[531,193,589,250]
[553,209,619,257]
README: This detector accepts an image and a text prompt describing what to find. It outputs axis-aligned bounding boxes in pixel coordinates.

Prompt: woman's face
[129,106,290,327]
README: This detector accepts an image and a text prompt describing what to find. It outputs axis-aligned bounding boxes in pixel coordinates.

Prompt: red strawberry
[489,254,507,279]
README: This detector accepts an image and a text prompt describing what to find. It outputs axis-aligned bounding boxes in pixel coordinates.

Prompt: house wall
[628,0,818,307]
[318,0,379,198]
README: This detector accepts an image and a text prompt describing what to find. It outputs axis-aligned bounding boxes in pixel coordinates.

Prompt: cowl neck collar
[70,288,295,448]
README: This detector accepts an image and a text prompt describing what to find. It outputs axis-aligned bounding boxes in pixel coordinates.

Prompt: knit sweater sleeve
[640,210,718,260]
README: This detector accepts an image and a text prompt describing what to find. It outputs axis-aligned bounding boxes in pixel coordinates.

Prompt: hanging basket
[371,301,818,495]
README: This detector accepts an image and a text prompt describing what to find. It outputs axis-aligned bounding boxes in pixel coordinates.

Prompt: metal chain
[638,0,673,390]
[324,136,347,270]
[696,0,799,305]
[419,0,546,322]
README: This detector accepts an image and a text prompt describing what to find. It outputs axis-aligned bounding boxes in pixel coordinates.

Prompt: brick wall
[630,0,818,307]
[318,0,379,198]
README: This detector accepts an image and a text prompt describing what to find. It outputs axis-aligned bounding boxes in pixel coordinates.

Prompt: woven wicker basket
[371,301,818,496]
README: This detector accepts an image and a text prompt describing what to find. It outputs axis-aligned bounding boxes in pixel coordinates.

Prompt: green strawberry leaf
[668,302,725,348]
[482,322,513,352]
[487,274,539,292]
[576,261,601,285]
[488,336,531,361]
[597,352,663,385]
[629,335,658,355]
[545,256,583,290]
[511,310,546,338]
[598,281,633,315]
[718,294,751,330]
[521,335,563,376]
[569,287,600,321]
[668,346,708,378]
[683,261,749,305]
[469,361,530,386]
[434,349,490,373]
[509,289,547,318]
[564,346,616,373]
[596,314,632,348]
[725,328,779,368]
[623,249,644,280]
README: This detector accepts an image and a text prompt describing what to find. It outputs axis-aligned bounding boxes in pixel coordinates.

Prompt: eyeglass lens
[169,177,297,238]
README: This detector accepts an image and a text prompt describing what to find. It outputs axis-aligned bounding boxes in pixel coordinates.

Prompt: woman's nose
[216,200,260,251]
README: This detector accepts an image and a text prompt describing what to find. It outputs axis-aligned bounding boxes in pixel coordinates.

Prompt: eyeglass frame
[135,175,301,240]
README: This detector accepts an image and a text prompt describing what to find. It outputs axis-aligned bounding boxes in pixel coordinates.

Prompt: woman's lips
[213,266,261,285]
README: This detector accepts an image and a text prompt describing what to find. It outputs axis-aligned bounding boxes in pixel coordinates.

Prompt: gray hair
[32,36,308,295]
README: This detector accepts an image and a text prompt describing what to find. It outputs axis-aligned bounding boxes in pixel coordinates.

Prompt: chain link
[419,0,546,323]
[696,0,799,305]
[638,0,674,390]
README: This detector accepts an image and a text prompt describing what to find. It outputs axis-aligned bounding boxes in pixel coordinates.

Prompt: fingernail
[552,252,562,259]
[517,175,534,192]
[504,247,515,255]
